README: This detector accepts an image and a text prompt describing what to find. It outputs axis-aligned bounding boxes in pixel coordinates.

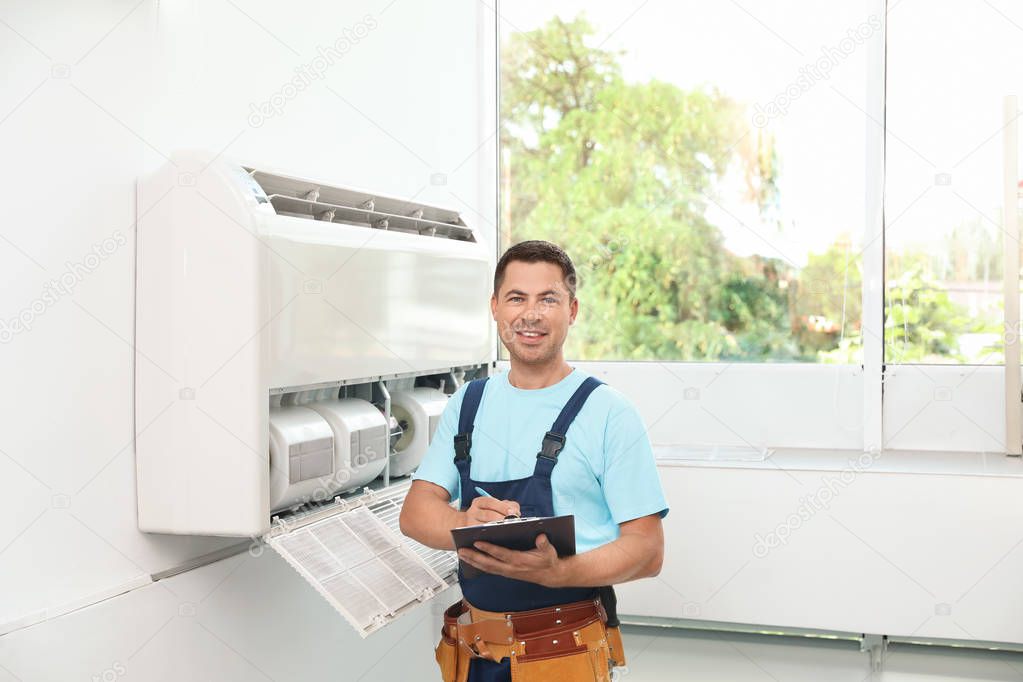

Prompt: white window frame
[491,0,1020,456]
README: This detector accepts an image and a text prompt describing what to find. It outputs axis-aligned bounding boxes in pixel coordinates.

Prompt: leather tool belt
[434,596,626,682]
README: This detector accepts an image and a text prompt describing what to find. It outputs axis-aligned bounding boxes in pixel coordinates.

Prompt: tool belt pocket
[606,625,626,667]
[434,630,457,682]
[510,643,612,682]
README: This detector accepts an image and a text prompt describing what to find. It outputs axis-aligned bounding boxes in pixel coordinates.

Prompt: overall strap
[535,375,617,626]
[537,376,605,464]
[453,377,489,463]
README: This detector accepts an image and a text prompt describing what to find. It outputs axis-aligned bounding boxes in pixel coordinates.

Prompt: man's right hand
[400,480,522,551]
[463,496,521,526]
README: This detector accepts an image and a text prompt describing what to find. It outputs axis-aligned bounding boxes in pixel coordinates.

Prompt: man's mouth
[515,329,547,344]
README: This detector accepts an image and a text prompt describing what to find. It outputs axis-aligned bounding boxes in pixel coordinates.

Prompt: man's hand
[399,481,522,551]
[463,495,520,526]
[457,533,564,587]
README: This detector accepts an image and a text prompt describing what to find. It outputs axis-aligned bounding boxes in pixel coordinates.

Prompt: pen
[474,486,520,518]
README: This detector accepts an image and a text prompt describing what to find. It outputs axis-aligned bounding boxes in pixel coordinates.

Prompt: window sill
[652,445,1023,479]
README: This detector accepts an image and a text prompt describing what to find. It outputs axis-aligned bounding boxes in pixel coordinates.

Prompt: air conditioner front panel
[261,215,492,389]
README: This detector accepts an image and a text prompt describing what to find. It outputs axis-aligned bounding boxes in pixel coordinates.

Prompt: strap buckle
[536,431,566,462]
[454,432,472,461]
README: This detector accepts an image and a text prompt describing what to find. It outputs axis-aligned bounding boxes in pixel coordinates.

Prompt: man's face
[491,260,578,366]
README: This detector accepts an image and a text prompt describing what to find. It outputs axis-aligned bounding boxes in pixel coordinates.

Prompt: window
[885,0,1023,365]
[499,1,870,363]
[495,0,1023,453]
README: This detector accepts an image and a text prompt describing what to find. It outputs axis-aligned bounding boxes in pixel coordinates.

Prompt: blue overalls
[453,375,619,682]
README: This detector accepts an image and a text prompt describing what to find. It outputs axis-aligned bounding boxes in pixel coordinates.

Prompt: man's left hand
[457,534,566,587]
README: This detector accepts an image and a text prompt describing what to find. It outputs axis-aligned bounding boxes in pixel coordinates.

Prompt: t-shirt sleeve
[409,382,467,503]
[599,398,670,524]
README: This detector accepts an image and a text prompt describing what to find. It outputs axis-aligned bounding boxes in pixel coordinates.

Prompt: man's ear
[490,293,497,320]
[569,296,578,325]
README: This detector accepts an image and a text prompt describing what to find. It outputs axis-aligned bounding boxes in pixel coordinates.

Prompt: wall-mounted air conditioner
[134,151,493,635]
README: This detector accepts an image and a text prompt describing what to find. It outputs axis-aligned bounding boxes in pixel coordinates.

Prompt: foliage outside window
[499,4,1013,365]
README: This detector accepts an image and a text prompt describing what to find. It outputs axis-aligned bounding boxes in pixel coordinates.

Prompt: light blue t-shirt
[411,367,669,554]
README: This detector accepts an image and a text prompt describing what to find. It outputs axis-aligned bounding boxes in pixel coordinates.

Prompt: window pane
[886,0,1023,365]
[498,1,870,362]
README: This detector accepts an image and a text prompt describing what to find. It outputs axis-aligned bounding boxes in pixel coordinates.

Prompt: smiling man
[399,240,668,682]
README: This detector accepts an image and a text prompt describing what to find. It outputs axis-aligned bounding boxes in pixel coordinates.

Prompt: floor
[617,625,1023,681]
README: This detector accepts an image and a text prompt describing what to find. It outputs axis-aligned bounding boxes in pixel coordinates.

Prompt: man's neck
[507,360,573,390]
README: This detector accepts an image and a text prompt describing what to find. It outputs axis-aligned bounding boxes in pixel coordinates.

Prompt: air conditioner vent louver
[246,168,473,241]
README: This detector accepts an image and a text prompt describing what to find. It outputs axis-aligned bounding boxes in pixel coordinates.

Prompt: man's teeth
[519,331,543,337]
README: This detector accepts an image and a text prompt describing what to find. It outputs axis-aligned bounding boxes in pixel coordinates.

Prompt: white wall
[0,0,495,678]
[0,550,458,681]
[579,360,1023,645]
[614,464,1023,644]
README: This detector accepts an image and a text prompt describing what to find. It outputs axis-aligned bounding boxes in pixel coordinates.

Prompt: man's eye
[543,297,557,304]
[509,296,523,302]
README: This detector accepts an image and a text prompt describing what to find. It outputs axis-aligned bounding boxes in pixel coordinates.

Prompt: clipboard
[450,514,576,579]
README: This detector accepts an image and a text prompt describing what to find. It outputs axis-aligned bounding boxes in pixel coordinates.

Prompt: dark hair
[494,240,577,299]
